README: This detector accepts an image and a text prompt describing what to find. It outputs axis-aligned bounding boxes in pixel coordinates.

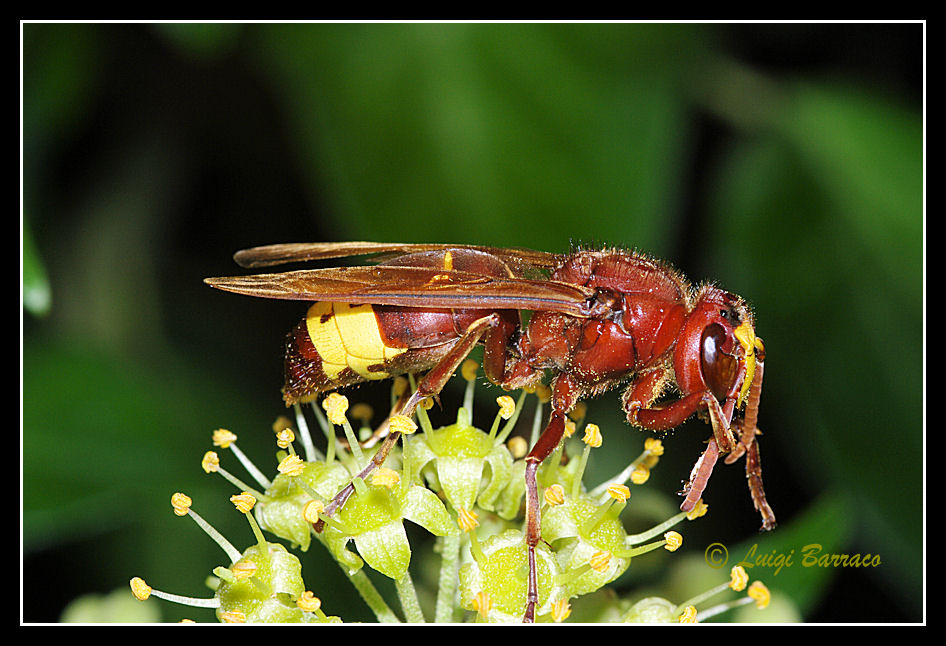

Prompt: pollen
[271,416,293,434]
[678,605,698,623]
[496,395,516,420]
[230,492,256,514]
[371,467,400,489]
[729,565,749,591]
[564,418,576,437]
[644,437,664,456]
[507,435,528,458]
[322,393,350,426]
[129,577,152,601]
[607,483,631,503]
[278,454,305,477]
[748,581,771,609]
[171,492,192,516]
[630,466,650,484]
[590,550,612,572]
[457,507,479,532]
[276,428,295,449]
[471,590,492,618]
[212,428,238,449]
[663,531,683,552]
[350,402,373,425]
[389,414,418,435]
[533,383,552,403]
[551,599,572,622]
[392,376,409,397]
[231,560,258,580]
[303,499,325,523]
[462,359,479,382]
[219,610,246,623]
[583,423,602,448]
[570,401,588,423]
[201,451,220,474]
[685,499,709,521]
[544,484,565,506]
[297,591,322,613]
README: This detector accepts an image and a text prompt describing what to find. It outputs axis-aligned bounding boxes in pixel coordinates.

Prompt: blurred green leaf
[22,220,51,316]
[254,23,710,252]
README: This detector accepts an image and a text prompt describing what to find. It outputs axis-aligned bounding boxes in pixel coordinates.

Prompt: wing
[204,265,596,317]
[232,241,563,275]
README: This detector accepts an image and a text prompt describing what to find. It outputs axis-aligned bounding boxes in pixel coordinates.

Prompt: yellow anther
[461,359,479,382]
[303,499,325,523]
[297,591,322,613]
[212,428,237,449]
[278,454,305,477]
[230,492,256,514]
[271,415,293,434]
[171,492,192,516]
[748,581,771,609]
[544,484,565,506]
[551,599,572,623]
[322,393,349,426]
[533,384,552,403]
[729,565,749,592]
[471,590,492,618]
[350,402,374,424]
[607,483,631,503]
[231,560,258,580]
[582,423,602,448]
[371,467,401,489]
[685,499,709,521]
[219,610,246,623]
[457,507,479,532]
[392,376,409,397]
[389,414,418,435]
[507,435,528,459]
[663,530,683,552]
[129,577,151,601]
[644,437,664,456]
[201,451,220,474]
[276,428,295,449]
[630,466,650,485]
[496,395,516,420]
[678,605,698,623]
[569,401,588,423]
[443,250,454,271]
[589,550,612,572]
[564,418,576,438]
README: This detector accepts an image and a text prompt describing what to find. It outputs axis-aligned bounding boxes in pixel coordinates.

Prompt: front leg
[622,368,736,453]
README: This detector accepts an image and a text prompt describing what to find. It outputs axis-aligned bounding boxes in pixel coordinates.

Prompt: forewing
[232,241,563,275]
[204,265,594,316]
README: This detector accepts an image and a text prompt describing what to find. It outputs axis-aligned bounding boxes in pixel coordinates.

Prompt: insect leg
[679,438,720,512]
[522,373,579,622]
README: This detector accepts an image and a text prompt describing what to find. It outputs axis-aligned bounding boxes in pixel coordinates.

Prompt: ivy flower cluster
[131,361,773,623]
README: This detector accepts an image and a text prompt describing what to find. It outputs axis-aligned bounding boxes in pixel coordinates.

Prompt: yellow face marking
[306,302,406,381]
[733,321,756,407]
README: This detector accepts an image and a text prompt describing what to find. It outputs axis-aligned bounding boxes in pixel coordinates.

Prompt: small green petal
[401,484,456,536]
[353,521,412,580]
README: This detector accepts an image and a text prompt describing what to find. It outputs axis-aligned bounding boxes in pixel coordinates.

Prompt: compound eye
[700,323,737,401]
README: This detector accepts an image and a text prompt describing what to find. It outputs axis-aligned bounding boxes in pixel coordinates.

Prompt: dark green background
[22,22,923,623]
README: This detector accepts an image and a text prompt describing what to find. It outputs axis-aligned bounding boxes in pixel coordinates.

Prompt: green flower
[405,407,514,513]
[320,469,456,580]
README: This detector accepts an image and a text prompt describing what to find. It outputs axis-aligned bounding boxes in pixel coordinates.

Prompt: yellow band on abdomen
[305,302,406,381]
